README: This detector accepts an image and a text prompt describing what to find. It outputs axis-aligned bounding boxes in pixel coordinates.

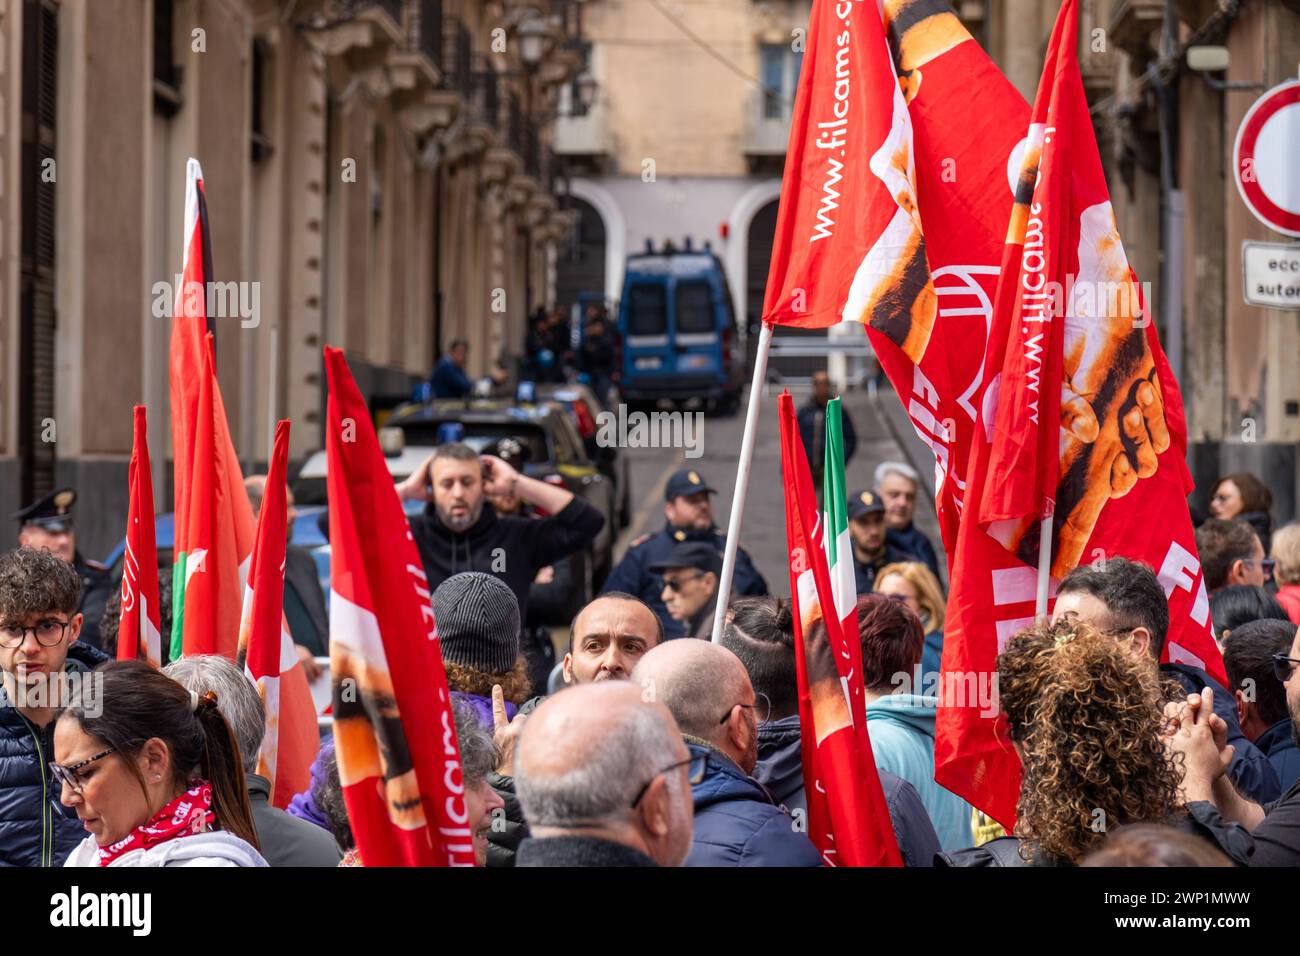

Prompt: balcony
[1108,0,1164,61]
[743,87,792,158]
[554,93,610,156]
[311,0,405,65]
[389,0,458,135]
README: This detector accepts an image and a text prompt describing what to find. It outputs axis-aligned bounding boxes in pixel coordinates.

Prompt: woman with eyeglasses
[54,660,266,867]
[873,560,946,689]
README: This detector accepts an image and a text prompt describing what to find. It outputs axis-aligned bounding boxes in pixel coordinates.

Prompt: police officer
[846,487,917,594]
[13,488,114,650]
[601,468,767,640]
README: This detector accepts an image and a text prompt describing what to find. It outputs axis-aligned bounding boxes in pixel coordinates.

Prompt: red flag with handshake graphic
[778,392,902,867]
[118,406,161,667]
[761,0,1030,560]
[324,346,474,867]
[937,0,1223,829]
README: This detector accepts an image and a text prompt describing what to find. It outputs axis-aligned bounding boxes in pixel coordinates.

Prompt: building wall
[0,0,581,557]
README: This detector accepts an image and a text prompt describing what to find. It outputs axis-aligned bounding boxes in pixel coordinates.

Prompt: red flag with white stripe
[118,406,162,668]
[779,391,902,868]
[937,0,1222,829]
[324,346,474,867]
[237,419,319,808]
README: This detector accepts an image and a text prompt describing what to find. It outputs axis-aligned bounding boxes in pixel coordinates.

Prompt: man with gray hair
[874,461,941,580]
[631,640,822,866]
[164,654,342,866]
[514,682,695,866]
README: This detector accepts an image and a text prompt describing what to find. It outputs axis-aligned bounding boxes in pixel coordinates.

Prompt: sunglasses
[1272,654,1300,684]
[662,573,703,593]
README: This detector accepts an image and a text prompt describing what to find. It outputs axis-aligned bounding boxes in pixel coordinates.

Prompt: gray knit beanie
[432,572,521,674]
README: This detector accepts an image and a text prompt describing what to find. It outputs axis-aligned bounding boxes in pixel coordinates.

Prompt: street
[611,383,944,594]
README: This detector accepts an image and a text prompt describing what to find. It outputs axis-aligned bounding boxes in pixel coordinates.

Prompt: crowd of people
[2,434,1299,867]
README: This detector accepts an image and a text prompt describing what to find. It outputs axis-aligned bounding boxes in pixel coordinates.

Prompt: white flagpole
[1035,514,1053,619]
[711,321,775,643]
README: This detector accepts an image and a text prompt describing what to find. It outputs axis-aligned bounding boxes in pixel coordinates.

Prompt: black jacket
[74,553,114,652]
[797,400,857,474]
[516,834,658,867]
[409,497,605,623]
[486,695,545,868]
[247,773,342,867]
[754,715,942,867]
[1191,778,1300,867]
[0,641,109,867]
[283,545,329,656]
[852,541,920,595]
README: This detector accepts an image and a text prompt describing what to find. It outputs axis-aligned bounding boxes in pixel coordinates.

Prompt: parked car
[384,397,617,611]
[537,381,631,530]
[616,245,743,412]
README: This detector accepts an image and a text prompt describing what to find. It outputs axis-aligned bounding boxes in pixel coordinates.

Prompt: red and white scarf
[97,780,215,866]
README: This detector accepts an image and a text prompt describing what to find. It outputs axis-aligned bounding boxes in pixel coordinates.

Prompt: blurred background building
[1,0,587,552]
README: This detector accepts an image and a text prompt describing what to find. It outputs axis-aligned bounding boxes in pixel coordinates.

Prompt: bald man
[513,682,695,867]
[563,593,663,685]
[632,641,823,867]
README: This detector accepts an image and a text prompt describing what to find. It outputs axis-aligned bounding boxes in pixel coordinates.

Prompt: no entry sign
[1234,79,1300,237]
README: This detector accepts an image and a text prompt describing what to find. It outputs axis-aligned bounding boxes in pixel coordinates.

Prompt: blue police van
[616,244,743,412]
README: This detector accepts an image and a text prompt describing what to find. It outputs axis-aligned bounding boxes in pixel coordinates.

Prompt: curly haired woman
[940,618,1188,866]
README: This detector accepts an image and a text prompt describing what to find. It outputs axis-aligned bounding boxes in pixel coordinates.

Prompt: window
[627,284,666,336]
[759,43,802,120]
[153,0,182,116]
[675,282,714,334]
[250,38,273,163]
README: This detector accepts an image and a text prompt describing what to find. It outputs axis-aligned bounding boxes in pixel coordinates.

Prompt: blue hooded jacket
[684,739,822,867]
[866,693,974,851]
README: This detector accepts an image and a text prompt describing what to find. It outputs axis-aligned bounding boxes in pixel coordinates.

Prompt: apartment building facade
[1,0,585,555]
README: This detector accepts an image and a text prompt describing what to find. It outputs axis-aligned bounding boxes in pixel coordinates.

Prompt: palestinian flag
[237,420,319,807]
[168,159,255,660]
[118,406,162,667]
[325,346,475,867]
[779,391,902,867]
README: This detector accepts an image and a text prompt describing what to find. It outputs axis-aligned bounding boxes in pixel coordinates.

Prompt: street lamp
[518,13,549,68]
[575,70,597,111]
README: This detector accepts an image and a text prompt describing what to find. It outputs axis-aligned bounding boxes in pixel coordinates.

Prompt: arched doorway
[555,197,607,310]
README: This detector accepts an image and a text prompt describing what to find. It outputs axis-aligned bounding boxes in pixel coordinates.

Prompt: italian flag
[778,391,901,866]
[822,396,859,693]
[118,406,162,667]
[237,420,319,807]
[168,159,255,660]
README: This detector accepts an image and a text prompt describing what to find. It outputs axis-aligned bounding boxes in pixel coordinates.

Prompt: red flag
[761,0,1032,561]
[237,420,319,808]
[176,335,253,660]
[937,0,1222,828]
[119,406,162,668]
[324,346,474,867]
[779,391,902,867]
[169,158,256,660]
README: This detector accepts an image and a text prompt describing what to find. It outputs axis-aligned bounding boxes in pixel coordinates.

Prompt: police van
[616,243,743,412]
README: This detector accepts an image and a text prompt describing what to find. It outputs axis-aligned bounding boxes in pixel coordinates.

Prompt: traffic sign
[1242,241,1300,310]
[1234,80,1300,237]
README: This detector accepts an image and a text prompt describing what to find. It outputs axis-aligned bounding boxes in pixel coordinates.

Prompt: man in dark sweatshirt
[396,443,605,623]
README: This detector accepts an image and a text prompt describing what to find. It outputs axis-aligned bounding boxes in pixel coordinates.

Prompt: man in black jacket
[0,547,108,867]
[396,443,605,623]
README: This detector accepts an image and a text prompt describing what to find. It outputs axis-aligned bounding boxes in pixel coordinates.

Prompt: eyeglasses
[629,752,709,808]
[1272,654,1300,684]
[719,691,772,727]
[49,748,116,794]
[662,573,703,593]
[0,618,72,649]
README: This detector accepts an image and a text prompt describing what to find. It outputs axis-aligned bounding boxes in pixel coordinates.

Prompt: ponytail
[194,694,260,851]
